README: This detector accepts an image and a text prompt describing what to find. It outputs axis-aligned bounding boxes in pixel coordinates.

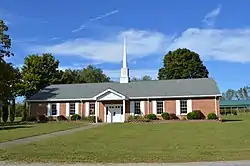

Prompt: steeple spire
[123,37,127,68]
[120,36,130,83]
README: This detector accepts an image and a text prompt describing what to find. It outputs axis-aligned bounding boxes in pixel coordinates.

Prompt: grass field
[0,121,87,143]
[0,115,250,163]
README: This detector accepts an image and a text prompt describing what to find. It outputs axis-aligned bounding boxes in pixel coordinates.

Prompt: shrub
[71,114,81,121]
[193,110,205,119]
[47,116,56,121]
[169,113,179,120]
[126,115,151,123]
[37,115,48,123]
[207,113,218,120]
[26,115,37,122]
[181,116,187,120]
[57,115,68,121]
[146,114,157,120]
[232,110,237,115]
[82,116,101,123]
[187,112,197,120]
[161,112,170,120]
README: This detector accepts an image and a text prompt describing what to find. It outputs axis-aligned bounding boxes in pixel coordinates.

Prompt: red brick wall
[165,100,176,114]
[30,103,47,116]
[60,103,66,116]
[192,98,219,116]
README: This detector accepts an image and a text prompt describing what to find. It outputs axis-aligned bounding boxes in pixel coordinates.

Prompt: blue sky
[1,0,250,96]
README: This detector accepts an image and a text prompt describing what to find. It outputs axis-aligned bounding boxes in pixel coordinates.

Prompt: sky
[1,0,250,97]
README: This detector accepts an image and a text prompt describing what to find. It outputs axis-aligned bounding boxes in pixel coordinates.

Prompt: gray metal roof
[27,78,221,101]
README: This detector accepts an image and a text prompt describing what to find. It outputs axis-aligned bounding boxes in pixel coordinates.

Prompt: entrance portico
[93,88,127,123]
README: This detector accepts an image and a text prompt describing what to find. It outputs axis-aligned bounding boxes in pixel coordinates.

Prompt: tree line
[0,19,211,122]
[221,86,250,100]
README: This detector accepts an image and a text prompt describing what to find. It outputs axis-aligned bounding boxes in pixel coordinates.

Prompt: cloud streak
[202,4,222,27]
[72,9,119,33]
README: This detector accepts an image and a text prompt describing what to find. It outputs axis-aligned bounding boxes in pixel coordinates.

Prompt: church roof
[27,78,221,101]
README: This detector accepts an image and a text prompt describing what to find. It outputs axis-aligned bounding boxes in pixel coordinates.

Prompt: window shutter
[75,103,79,115]
[176,100,180,115]
[57,103,60,116]
[187,99,192,113]
[130,101,134,115]
[85,102,89,116]
[140,101,145,115]
[152,100,156,114]
[66,103,69,116]
[47,103,51,116]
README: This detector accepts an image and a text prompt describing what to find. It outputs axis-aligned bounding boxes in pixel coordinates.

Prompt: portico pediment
[94,88,126,101]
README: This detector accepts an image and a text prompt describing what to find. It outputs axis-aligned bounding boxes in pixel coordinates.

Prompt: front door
[106,104,123,123]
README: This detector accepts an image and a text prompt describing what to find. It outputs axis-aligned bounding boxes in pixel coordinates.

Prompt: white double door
[106,104,124,123]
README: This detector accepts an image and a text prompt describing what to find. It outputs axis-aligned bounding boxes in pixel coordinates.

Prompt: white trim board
[26,94,221,102]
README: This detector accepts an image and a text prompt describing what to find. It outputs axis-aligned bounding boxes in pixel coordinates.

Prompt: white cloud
[202,5,222,27]
[29,27,250,64]
[169,28,250,63]
[31,29,170,63]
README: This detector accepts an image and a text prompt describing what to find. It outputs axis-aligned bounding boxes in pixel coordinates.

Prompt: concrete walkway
[1,161,250,166]
[0,123,104,149]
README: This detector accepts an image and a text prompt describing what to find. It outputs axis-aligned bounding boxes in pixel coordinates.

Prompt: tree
[9,98,15,122]
[131,75,153,81]
[142,75,152,81]
[78,65,110,83]
[222,86,250,100]
[2,102,8,123]
[18,53,61,98]
[60,69,81,84]
[0,20,17,102]
[158,48,209,80]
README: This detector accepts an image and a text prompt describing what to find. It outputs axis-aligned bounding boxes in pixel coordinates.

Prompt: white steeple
[120,37,130,83]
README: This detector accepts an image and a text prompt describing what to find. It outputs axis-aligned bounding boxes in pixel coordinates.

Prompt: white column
[123,100,126,122]
[95,101,98,123]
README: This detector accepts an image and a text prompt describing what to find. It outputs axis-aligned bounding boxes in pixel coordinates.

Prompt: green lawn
[0,122,87,143]
[1,115,250,163]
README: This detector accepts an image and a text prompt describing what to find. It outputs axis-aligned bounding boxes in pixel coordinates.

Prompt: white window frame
[48,103,60,116]
[180,100,188,115]
[134,101,141,115]
[156,100,164,115]
[89,102,95,116]
[69,103,76,115]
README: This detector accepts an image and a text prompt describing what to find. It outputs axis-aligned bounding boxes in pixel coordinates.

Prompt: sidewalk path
[0,123,104,149]
[0,161,250,166]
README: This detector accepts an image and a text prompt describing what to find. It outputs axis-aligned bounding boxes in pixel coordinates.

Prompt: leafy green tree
[60,69,81,84]
[0,20,18,102]
[18,53,61,98]
[158,48,209,80]
[78,65,110,83]
[131,75,153,81]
